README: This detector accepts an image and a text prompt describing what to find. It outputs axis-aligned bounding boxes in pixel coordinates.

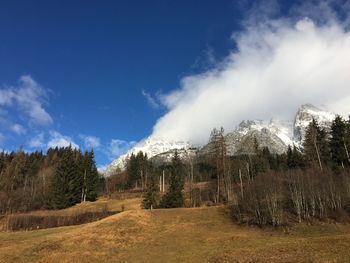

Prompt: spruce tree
[126,153,139,189]
[287,145,304,169]
[51,147,79,209]
[141,164,158,209]
[303,119,330,170]
[84,150,99,201]
[160,151,185,208]
[251,140,270,176]
[330,115,348,170]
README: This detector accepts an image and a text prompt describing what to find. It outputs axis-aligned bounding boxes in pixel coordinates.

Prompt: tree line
[122,114,350,226]
[0,146,100,214]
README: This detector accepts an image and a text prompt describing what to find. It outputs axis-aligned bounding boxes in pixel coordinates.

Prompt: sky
[1,0,350,168]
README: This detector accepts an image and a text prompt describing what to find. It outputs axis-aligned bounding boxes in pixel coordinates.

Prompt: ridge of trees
[0,146,101,214]
[138,115,350,226]
[5,113,348,226]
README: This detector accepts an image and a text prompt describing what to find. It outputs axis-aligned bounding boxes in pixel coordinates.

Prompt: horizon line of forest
[1,114,350,228]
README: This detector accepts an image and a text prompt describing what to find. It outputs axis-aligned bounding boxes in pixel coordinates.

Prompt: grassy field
[1,198,350,263]
[0,197,142,231]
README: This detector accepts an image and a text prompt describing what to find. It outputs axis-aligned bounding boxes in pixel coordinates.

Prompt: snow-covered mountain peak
[102,104,338,176]
[294,104,336,142]
[103,136,191,176]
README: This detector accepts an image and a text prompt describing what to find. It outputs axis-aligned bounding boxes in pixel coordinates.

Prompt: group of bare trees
[232,168,350,226]
[206,116,350,226]
[208,127,234,203]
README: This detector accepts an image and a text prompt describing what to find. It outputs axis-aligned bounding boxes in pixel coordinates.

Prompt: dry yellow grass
[1,198,350,263]
[0,198,142,231]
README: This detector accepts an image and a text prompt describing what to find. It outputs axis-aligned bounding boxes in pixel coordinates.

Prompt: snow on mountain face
[293,104,336,144]
[221,104,335,155]
[222,119,294,155]
[103,137,191,176]
[151,147,197,166]
[102,104,336,176]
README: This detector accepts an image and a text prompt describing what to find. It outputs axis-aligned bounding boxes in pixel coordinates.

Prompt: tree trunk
[343,137,350,163]
[239,169,244,198]
[313,137,323,171]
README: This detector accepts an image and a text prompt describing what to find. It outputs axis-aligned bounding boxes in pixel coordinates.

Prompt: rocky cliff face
[293,104,335,144]
[224,119,294,155]
[102,104,336,176]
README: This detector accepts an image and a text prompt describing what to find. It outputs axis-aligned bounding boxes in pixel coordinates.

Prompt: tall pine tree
[303,119,330,170]
[126,153,139,189]
[330,115,348,170]
[81,150,99,201]
[51,147,80,209]
[141,164,158,209]
[286,145,304,169]
[160,151,185,208]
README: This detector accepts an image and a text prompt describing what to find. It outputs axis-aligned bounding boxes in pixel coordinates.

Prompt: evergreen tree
[141,164,158,209]
[51,147,80,209]
[82,150,99,201]
[287,145,304,169]
[160,151,185,208]
[251,140,270,176]
[303,119,330,170]
[136,151,148,189]
[330,115,348,170]
[126,153,139,188]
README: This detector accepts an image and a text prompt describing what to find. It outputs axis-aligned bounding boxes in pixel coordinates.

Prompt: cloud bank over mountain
[151,2,350,145]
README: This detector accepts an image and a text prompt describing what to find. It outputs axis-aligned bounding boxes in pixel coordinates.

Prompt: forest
[106,115,350,226]
[2,115,350,228]
[0,146,101,214]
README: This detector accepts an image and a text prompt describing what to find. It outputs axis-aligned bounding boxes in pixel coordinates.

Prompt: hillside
[1,199,350,263]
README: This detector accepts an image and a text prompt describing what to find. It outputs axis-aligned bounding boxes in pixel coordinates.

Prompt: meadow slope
[1,199,350,263]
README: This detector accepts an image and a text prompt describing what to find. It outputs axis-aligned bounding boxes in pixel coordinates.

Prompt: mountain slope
[293,103,336,144]
[2,200,350,263]
[104,137,191,176]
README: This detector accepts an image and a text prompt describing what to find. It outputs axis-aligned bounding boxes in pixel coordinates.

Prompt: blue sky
[0,0,243,166]
[1,0,350,168]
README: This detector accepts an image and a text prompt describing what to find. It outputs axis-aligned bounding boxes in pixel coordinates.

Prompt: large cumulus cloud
[151,7,350,145]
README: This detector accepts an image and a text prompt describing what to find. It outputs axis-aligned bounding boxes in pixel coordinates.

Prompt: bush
[1,205,115,231]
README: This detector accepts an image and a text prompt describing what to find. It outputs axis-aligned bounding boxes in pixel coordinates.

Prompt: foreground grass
[1,200,350,262]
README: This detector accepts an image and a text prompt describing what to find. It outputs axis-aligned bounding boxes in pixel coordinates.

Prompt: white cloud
[79,134,101,149]
[0,89,14,106]
[0,75,53,126]
[141,89,161,109]
[47,131,79,149]
[29,133,45,148]
[11,124,26,135]
[151,7,350,145]
[107,139,136,159]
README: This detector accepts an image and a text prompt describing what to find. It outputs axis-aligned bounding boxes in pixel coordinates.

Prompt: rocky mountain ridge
[102,104,336,176]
